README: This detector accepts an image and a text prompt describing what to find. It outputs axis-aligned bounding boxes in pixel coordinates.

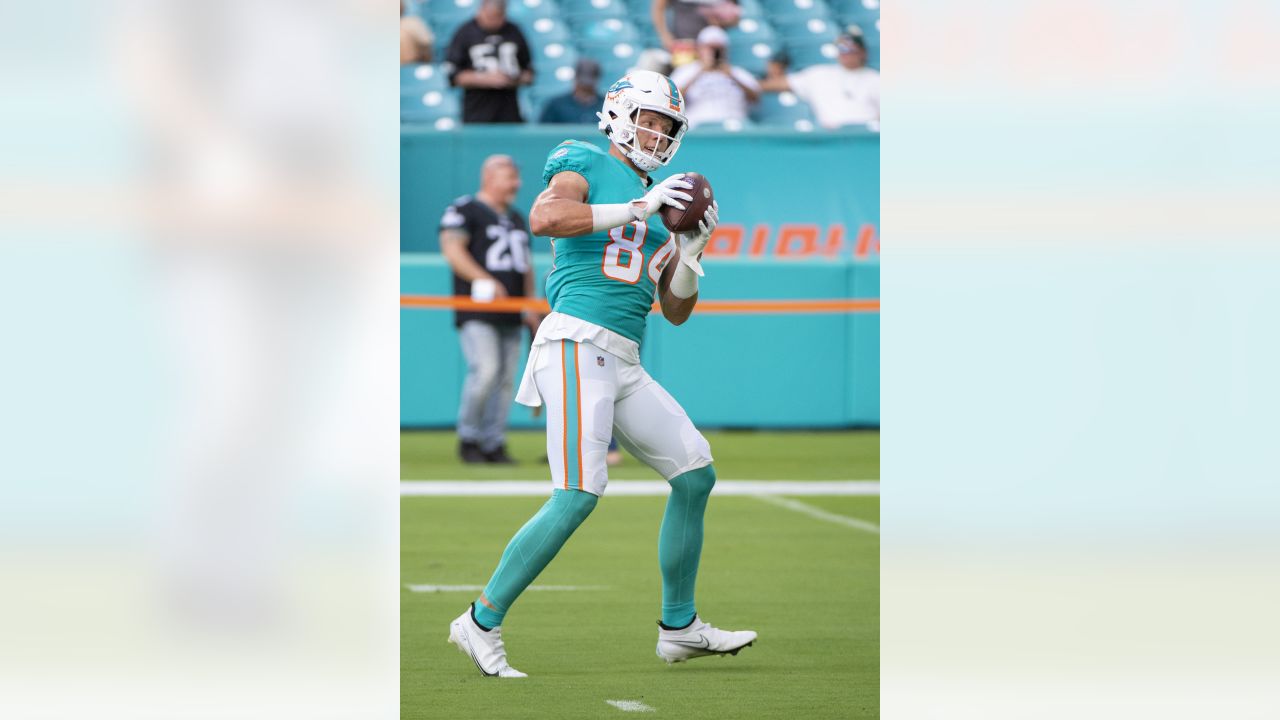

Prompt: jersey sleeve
[438,199,470,235]
[541,141,597,185]
[444,25,472,85]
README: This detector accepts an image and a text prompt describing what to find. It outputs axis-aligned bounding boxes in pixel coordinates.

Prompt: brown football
[660,172,714,234]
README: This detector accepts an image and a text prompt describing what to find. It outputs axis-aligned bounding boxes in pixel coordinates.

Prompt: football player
[446,70,756,677]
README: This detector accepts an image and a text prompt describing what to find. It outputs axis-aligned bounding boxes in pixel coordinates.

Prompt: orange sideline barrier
[400,295,880,314]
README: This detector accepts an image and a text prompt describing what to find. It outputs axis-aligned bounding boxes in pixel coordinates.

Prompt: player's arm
[658,200,719,326]
[439,228,509,298]
[528,170,693,238]
[658,252,697,325]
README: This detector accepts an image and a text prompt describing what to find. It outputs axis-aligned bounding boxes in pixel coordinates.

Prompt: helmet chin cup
[598,70,689,171]
[627,149,661,172]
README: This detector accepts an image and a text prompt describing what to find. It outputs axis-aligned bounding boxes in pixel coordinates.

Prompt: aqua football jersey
[541,140,678,345]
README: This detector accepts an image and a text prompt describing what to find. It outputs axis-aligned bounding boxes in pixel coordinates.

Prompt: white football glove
[629,173,694,221]
[676,200,718,276]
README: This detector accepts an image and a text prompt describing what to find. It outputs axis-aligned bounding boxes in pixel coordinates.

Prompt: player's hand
[676,200,718,276]
[629,173,694,221]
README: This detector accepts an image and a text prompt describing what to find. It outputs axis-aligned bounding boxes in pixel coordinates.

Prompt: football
[660,172,714,234]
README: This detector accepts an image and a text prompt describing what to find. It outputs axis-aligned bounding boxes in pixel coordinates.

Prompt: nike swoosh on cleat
[671,634,710,649]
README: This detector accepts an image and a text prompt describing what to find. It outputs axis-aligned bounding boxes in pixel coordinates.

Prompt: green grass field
[402,429,879,719]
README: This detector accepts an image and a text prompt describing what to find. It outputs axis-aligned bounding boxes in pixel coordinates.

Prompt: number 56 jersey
[541,140,679,346]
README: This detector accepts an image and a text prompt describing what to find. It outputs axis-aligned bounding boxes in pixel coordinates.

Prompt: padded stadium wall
[401,126,879,428]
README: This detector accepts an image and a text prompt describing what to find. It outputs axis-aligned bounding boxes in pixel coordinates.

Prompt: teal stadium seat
[829,0,878,25]
[771,14,838,43]
[506,0,560,23]
[532,41,580,88]
[562,0,628,24]
[730,16,779,44]
[736,0,767,20]
[401,87,462,129]
[423,0,478,23]
[433,19,467,50]
[577,18,641,54]
[596,43,643,90]
[762,0,832,21]
[401,63,449,93]
[727,18,780,75]
[750,90,818,131]
[728,38,778,76]
[524,16,572,47]
[783,35,838,69]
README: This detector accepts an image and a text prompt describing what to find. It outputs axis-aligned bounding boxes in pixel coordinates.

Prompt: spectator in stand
[651,0,741,65]
[669,26,760,128]
[400,2,434,64]
[439,155,542,464]
[445,0,534,123]
[760,28,879,129]
[538,58,605,124]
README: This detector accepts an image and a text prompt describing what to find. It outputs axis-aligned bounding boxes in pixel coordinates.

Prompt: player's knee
[690,463,717,495]
[554,488,599,526]
[673,463,716,499]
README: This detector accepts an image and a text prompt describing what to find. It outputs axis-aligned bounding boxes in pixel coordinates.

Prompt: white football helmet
[597,70,689,172]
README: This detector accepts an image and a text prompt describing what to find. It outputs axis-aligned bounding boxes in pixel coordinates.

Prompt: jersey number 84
[602,220,676,285]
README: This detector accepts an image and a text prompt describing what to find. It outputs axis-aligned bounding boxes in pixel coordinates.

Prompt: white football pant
[528,339,713,496]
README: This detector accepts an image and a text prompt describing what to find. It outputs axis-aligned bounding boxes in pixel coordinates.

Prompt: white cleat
[447,607,528,678]
[656,615,757,664]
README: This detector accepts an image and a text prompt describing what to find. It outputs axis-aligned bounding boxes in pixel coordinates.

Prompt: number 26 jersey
[439,195,531,328]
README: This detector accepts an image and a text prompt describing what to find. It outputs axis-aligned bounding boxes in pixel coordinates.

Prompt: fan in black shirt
[444,0,533,123]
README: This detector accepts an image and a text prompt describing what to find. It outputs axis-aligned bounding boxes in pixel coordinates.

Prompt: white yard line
[606,699,656,713]
[405,584,607,593]
[400,480,880,496]
[752,495,880,534]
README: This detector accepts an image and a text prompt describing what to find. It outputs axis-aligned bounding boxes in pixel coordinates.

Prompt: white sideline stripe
[753,495,881,534]
[400,480,879,496]
[606,700,656,713]
[406,584,606,592]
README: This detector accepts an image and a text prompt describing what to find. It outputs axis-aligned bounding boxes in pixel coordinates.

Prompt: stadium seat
[736,0,767,20]
[401,88,462,129]
[506,0,560,23]
[828,0,878,24]
[596,43,642,90]
[577,18,642,54]
[424,0,479,23]
[532,41,580,88]
[561,0,628,24]
[523,16,572,47]
[750,91,817,131]
[728,36,778,76]
[730,16,779,44]
[770,14,838,43]
[727,17,780,75]
[433,19,467,49]
[761,0,832,18]
[783,36,838,69]
[401,63,450,93]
